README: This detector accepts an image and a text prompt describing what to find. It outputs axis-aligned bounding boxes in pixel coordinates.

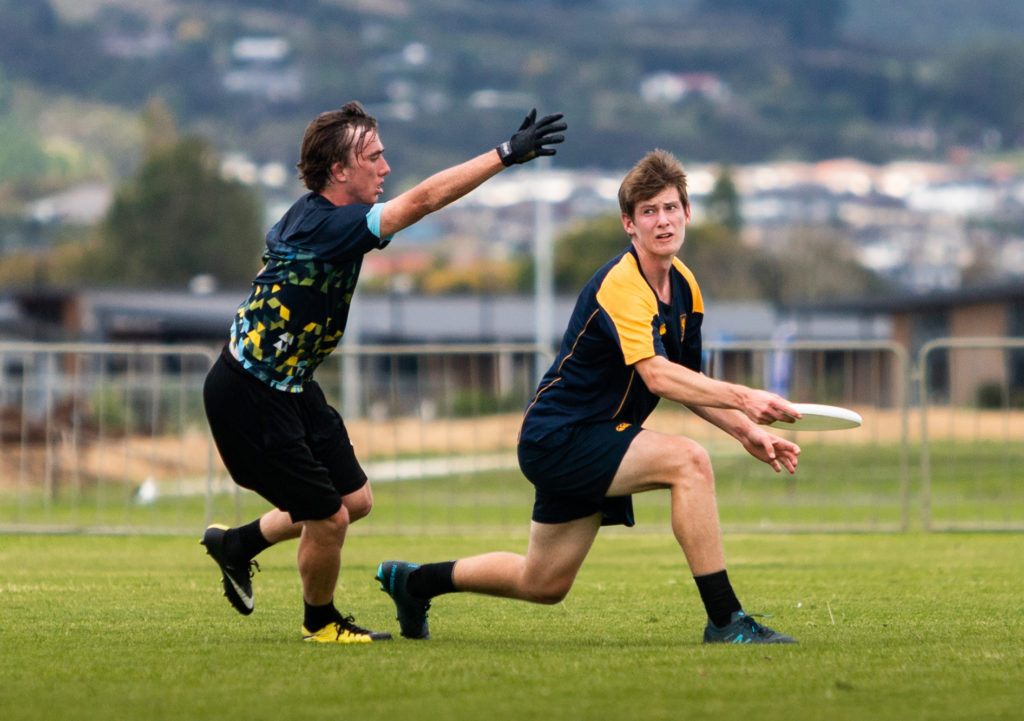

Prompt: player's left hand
[740,427,801,473]
[497,109,567,166]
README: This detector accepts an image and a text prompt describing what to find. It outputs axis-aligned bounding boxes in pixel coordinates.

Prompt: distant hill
[843,0,1024,50]
[4,0,1024,183]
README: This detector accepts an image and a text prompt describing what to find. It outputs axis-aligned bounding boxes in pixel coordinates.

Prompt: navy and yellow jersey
[231,192,391,392]
[520,245,704,445]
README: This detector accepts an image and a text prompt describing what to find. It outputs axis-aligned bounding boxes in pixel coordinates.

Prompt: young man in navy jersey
[201,102,566,643]
[378,149,804,645]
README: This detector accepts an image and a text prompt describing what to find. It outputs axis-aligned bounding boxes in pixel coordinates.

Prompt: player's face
[339,130,390,204]
[622,186,690,261]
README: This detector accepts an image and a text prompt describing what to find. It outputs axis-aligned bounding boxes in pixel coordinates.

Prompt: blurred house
[222,36,303,102]
[787,281,1024,405]
[2,282,1021,410]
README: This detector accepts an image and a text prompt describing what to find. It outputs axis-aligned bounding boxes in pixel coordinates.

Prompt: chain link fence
[1,338,1020,535]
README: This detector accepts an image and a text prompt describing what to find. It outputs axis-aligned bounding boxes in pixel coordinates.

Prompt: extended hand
[741,428,801,474]
[741,388,801,426]
[497,109,567,166]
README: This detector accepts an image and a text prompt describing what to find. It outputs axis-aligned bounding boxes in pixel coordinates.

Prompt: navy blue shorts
[517,421,643,527]
[203,345,367,523]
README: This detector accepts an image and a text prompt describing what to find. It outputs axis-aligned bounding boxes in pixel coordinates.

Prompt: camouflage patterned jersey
[230,192,390,392]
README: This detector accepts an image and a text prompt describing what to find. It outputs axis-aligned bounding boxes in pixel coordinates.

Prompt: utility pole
[533,158,554,383]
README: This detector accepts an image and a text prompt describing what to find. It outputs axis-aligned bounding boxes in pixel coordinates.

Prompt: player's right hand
[741,389,800,426]
[496,109,567,166]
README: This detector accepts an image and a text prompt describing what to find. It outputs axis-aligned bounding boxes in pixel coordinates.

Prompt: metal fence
[0,342,219,533]
[917,337,1024,531]
[675,340,912,533]
[0,338,1021,535]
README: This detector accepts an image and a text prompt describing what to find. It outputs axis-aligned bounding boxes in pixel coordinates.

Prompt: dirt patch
[2,407,1022,488]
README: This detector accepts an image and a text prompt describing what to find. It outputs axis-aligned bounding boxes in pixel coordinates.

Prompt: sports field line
[132,452,521,500]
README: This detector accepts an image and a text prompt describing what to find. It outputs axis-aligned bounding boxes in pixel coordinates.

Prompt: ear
[621,212,635,238]
[330,161,347,185]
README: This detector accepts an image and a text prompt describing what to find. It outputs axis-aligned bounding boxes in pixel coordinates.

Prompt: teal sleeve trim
[367,203,392,240]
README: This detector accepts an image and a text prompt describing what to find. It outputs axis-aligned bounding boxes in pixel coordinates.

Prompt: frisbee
[770,403,862,431]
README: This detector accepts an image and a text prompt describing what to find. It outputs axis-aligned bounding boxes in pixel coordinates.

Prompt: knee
[671,438,715,490]
[532,588,570,605]
[307,507,350,547]
[345,495,373,522]
[341,483,373,523]
[524,578,572,605]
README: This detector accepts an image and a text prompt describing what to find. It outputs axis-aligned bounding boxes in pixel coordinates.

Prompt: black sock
[235,519,271,561]
[406,561,457,600]
[694,569,742,628]
[303,600,340,631]
[220,528,245,563]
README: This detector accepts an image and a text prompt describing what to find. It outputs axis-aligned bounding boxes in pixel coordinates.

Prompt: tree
[140,96,179,157]
[553,213,630,292]
[85,135,263,287]
[937,40,1024,145]
[704,166,743,235]
[698,0,848,46]
[679,222,782,301]
[769,226,891,304]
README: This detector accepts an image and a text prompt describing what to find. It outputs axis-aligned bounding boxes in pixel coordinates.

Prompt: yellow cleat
[302,615,392,643]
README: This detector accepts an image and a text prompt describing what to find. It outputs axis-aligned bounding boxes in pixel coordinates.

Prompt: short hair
[296,101,378,193]
[617,149,689,219]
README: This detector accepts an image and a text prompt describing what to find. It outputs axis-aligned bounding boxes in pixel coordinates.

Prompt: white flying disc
[770,403,862,431]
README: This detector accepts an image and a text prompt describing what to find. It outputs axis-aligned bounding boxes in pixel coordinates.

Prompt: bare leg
[452,515,601,604]
[298,508,348,605]
[257,508,303,544]
[305,483,375,605]
[451,431,724,601]
[257,482,373,546]
[607,430,725,575]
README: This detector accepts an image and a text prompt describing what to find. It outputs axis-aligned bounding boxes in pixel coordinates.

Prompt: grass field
[6,440,1022,534]
[1,531,1022,721]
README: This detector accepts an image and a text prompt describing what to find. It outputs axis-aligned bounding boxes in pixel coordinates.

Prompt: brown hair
[296,101,378,192]
[617,149,689,219]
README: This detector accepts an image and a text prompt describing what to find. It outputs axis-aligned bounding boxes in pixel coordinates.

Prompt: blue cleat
[702,611,797,644]
[375,560,431,639]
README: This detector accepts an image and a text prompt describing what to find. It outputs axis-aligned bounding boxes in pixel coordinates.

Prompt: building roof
[1,287,905,346]
[786,280,1024,315]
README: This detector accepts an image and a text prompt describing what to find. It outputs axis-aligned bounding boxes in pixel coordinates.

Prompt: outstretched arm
[633,355,801,472]
[379,151,504,238]
[688,405,801,473]
[379,109,566,238]
[634,355,798,424]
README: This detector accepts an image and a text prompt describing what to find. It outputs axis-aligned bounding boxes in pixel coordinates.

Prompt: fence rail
[1,338,1021,535]
[917,337,1024,531]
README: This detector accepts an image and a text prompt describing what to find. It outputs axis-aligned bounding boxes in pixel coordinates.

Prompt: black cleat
[201,523,258,616]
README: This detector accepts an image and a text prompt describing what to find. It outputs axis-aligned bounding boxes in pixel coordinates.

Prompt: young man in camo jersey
[201,102,566,643]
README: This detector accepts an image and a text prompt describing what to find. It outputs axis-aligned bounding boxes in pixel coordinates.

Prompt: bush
[975,382,1006,409]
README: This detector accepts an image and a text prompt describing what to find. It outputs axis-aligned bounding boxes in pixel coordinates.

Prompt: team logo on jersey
[680,313,687,334]
[616,422,632,432]
[273,332,295,353]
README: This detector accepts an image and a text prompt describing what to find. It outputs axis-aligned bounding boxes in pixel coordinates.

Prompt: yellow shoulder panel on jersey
[595,253,659,366]
[672,257,704,313]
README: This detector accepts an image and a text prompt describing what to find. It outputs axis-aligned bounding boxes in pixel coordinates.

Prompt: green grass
[1,532,1022,721]
[11,439,1019,534]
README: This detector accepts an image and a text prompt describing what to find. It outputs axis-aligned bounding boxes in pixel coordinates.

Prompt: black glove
[496,109,567,166]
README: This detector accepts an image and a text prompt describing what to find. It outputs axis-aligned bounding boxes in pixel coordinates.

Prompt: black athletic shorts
[517,420,642,527]
[203,345,367,522]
